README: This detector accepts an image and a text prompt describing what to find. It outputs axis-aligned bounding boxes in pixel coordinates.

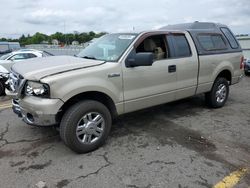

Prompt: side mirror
[126,51,154,67]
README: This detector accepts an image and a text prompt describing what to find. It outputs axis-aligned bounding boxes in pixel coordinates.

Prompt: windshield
[0,53,12,60]
[77,33,137,62]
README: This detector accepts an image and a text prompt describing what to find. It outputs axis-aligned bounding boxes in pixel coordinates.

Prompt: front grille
[8,71,25,95]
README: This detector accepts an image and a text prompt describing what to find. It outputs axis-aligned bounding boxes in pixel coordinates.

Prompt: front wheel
[205,77,229,108]
[60,100,112,153]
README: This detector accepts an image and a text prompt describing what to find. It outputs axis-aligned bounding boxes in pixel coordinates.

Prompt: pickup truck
[7,22,244,153]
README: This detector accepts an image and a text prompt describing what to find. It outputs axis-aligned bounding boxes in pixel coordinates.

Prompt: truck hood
[12,56,105,80]
[0,60,10,63]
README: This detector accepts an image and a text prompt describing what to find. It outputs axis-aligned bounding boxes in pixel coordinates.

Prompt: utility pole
[64,20,67,46]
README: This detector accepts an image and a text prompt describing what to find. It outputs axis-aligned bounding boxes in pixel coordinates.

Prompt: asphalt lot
[0,77,249,188]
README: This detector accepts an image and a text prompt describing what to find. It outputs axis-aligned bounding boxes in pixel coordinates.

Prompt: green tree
[1,31,108,45]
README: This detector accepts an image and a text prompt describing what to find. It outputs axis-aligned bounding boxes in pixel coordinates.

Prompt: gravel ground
[0,77,249,188]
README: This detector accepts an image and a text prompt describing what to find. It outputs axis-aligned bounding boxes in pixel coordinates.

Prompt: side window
[27,53,37,58]
[220,27,239,49]
[197,35,213,50]
[211,35,226,49]
[197,34,227,51]
[136,35,168,60]
[9,54,26,60]
[172,35,191,57]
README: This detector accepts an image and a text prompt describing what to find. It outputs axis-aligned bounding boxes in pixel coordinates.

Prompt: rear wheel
[205,77,229,108]
[60,100,112,153]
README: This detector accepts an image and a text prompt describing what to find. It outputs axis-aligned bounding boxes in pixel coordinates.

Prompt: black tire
[205,77,229,108]
[0,81,5,96]
[60,100,112,153]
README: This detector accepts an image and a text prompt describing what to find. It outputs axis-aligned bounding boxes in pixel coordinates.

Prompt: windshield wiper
[82,55,96,60]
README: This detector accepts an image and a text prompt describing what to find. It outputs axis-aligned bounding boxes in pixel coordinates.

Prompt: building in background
[236,35,250,59]
[72,41,79,46]
[52,39,59,46]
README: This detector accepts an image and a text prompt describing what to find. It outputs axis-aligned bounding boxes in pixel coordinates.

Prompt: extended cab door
[122,33,177,113]
[166,32,199,100]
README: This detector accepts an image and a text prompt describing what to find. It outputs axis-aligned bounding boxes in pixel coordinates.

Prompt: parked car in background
[0,65,9,95]
[0,42,20,56]
[0,49,52,71]
[244,59,250,75]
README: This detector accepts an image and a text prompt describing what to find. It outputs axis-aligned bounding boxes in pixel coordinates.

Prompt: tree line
[0,31,107,46]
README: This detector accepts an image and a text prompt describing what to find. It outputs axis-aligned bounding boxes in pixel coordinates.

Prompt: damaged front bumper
[12,96,64,126]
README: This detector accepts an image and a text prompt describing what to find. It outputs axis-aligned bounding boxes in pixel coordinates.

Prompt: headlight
[25,81,50,97]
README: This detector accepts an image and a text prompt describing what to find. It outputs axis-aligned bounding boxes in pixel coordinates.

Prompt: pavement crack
[199,175,208,183]
[0,123,10,139]
[127,184,151,188]
[195,175,211,188]
[76,152,112,180]
[0,137,43,149]
[146,160,176,166]
[40,145,54,155]
[9,138,43,144]
[127,185,140,188]
[0,134,58,150]
[0,123,10,147]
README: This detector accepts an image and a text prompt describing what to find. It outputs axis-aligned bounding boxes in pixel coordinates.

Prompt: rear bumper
[12,97,64,126]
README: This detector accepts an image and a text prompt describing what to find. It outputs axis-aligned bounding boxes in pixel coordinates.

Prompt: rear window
[42,51,53,57]
[197,34,227,51]
[172,35,191,57]
[221,27,239,49]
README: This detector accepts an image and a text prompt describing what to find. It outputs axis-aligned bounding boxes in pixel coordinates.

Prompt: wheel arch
[215,69,232,84]
[57,91,118,123]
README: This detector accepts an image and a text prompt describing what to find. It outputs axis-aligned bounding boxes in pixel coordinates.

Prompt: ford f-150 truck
[6,22,244,153]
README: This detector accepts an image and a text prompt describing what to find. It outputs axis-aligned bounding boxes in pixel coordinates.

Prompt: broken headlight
[25,81,50,97]
[0,73,9,79]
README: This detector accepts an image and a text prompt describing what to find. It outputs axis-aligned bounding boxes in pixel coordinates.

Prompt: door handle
[168,65,176,73]
[108,73,120,78]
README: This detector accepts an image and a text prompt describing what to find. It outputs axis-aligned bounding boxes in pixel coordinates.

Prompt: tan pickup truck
[7,22,244,153]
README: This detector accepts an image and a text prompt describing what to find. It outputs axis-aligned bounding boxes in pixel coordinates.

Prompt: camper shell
[160,22,242,55]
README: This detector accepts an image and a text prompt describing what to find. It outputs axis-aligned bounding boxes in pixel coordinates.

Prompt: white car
[0,49,52,71]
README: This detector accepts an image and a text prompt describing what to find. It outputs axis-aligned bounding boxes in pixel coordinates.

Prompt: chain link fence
[25,44,85,56]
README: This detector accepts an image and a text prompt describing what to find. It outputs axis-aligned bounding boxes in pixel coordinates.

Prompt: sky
[0,0,250,38]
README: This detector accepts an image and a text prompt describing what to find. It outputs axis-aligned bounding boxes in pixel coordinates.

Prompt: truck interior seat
[143,39,165,60]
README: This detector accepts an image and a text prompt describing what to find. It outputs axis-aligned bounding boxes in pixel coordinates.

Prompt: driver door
[122,34,177,113]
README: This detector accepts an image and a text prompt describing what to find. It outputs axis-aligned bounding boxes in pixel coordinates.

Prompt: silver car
[0,49,52,71]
